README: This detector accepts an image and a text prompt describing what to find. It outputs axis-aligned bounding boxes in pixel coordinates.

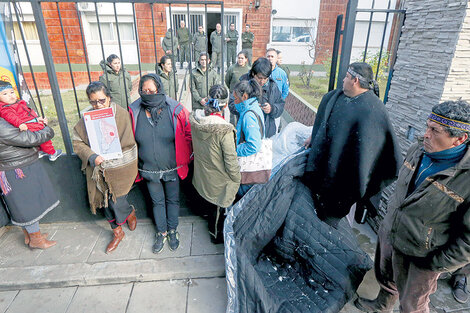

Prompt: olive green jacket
[190,113,240,208]
[193,31,207,53]
[190,66,219,110]
[99,61,132,108]
[241,31,254,49]
[158,67,178,100]
[177,27,191,45]
[226,29,238,46]
[225,63,250,91]
[382,140,470,272]
[210,30,223,53]
[162,31,178,55]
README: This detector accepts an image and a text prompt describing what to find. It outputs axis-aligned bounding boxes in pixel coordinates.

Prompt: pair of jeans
[146,179,180,233]
[103,195,133,229]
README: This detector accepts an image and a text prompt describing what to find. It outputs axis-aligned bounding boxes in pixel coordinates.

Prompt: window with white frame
[89,22,135,41]
[272,18,314,43]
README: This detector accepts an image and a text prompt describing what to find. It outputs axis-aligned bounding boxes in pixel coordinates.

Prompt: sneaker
[152,232,167,254]
[49,149,63,161]
[38,151,48,158]
[452,276,469,304]
[168,229,179,251]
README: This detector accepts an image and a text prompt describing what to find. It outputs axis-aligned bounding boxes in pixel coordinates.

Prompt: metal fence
[329,0,406,104]
[2,0,226,155]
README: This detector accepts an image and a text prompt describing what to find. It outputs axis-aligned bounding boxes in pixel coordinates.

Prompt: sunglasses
[89,98,107,106]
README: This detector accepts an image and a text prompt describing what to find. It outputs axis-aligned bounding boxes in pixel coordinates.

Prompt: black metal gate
[328,0,406,104]
[1,0,226,155]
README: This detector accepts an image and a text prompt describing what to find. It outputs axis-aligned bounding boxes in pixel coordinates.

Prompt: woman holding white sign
[73,81,138,254]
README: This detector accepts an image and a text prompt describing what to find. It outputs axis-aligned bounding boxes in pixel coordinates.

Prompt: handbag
[237,110,273,184]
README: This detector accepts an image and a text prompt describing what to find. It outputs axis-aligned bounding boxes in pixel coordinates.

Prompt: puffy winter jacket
[235,97,265,157]
[0,118,54,170]
[99,61,132,108]
[190,113,240,208]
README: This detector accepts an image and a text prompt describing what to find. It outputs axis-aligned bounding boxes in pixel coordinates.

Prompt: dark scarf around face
[139,74,168,125]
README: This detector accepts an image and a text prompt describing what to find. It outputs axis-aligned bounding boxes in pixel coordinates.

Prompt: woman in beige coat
[73,81,138,254]
[190,85,240,243]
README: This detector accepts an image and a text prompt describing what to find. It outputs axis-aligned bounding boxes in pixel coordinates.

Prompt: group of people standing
[160,20,255,73]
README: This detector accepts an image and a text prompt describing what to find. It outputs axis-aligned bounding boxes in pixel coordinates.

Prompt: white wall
[268,0,397,65]
[268,0,321,64]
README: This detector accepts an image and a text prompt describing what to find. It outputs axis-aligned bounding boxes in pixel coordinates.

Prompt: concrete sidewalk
[0,216,468,312]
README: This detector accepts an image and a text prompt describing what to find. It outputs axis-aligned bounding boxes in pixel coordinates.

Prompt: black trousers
[103,195,133,229]
[146,179,180,233]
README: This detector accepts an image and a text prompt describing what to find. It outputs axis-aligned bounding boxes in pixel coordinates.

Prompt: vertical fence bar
[169,4,178,99]
[132,3,142,78]
[75,2,91,83]
[186,4,193,100]
[56,1,81,118]
[12,1,44,117]
[220,2,224,84]
[204,4,208,97]
[113,2,129,109]
[328,14,343,92]
[30,0,73,154]
[375,0,392,81]
[363,0,375,62]
[384,11,405,104]
[337,0,358,89]
[150,3,158,68]
[95,2,108,85]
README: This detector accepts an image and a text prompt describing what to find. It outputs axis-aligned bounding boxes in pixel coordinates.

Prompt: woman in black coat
[0,117,59,249]
[228,57,285,138]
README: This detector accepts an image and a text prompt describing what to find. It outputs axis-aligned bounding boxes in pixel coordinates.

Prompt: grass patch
[33,90,90,152]
[289,75,329,109]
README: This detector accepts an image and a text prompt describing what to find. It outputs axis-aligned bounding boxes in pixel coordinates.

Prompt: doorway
[206,13,221,56]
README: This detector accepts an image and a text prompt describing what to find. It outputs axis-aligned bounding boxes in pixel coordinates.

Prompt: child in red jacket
[0,81,62,161]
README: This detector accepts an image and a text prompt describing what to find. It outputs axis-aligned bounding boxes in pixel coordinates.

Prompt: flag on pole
[0,5,19,98]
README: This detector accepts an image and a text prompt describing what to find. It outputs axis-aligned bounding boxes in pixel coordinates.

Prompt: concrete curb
[0,254,225,291]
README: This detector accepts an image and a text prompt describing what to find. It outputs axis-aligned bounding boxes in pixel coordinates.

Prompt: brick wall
[315,0,348,63]
[284,92,316,126]
[41,2,86,64]
[23,71,140,90]
[42,1,272,66]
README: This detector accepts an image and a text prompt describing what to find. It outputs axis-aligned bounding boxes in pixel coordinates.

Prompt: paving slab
[140,223,192,259]
[127,280,188,313]
[187,278,227,313]
[84,254,225,286]
[430,279,470,313]
[0,229,48,267]
[66,283,133,313]
[0,291,18,313]
[5,287,76,313]
[190,221,224,256]
[87,225,147,263]
[33,226,101,266]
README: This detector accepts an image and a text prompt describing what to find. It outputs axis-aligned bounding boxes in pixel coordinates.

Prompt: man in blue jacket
[266,48,289,100]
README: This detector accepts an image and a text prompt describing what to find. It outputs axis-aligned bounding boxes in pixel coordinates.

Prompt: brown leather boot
[22,229,49,245]
[106,226,125,254]
[127,207,137,231]
[28,231,57,249]
[354,289,398,313]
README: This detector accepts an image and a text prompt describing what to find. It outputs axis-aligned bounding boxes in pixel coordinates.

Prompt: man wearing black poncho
[303,62,402,226]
